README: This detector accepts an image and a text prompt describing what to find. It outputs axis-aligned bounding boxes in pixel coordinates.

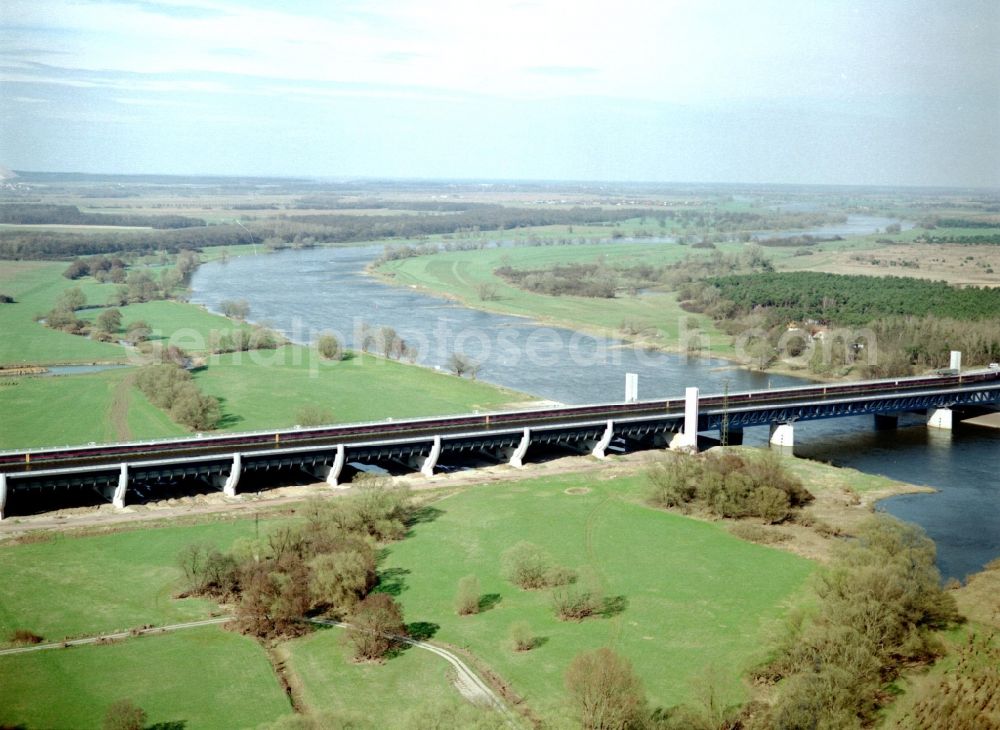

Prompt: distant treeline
[0,206,653,260]
[706,272,1000,325]
[0,204,206,229]
[934,218,1000,228]
[913,233,1000,245]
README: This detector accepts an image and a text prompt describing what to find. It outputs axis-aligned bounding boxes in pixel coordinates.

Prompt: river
[190,223,998,580]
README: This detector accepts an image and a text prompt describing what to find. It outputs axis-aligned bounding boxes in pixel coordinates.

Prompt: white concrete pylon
[510,428,531,468]
[591,420,615,459]
[0,473,7,521]
[112,464,128,509]
[419,436,442,477]
[222,453,241,497]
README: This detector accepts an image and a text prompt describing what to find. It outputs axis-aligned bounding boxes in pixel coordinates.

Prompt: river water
[190,222,998,580]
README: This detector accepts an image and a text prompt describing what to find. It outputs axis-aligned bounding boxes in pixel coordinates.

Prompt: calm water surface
[191,233,998,580]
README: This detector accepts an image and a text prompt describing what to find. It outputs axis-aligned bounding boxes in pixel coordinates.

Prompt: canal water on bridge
[191,236,998,581]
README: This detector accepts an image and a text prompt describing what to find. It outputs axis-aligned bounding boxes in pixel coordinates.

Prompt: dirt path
[0,617,229,657]
[309,619,518,726]
[108,371,135,442]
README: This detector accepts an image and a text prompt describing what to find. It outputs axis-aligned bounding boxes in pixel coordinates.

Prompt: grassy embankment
[0,255,534,450]
[0,465,816,727]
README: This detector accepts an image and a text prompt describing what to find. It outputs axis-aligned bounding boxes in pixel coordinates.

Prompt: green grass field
[194,345,533,432]
[0,517,284,643]
[283,627,456,725]
[0,368,186,449]
[380,470,814,721]
[0,261,127,365]
[0,627,291,730]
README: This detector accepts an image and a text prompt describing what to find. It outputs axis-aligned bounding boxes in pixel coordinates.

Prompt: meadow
[0,627,290,730]
[0,466,815,727]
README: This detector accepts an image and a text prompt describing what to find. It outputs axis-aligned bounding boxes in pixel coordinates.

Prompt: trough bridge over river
[2,368,998,519]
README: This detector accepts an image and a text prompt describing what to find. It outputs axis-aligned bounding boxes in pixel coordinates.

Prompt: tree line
[0,203,205,228]
[704,272,1000,325]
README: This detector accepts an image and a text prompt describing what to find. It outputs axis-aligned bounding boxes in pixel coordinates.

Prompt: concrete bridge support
[769,423,794,449]
[313,445,348,488]
[874,414,899,430]
[0,473,7,521]
[591,420,615,459]
[112,463,129,509]
[412,436,442,477]
[670,387,700,452]
[509,428,531,468]
[927,408,954,430]
[722,427,744,446]
[221,453,241,497]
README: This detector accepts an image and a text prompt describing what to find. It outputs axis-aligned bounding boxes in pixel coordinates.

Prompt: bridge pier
[670,387,700,452]
[874,414,899,430]
[927,408,954,430]
[313,444,348,488]
[0,473,7,521]
[411,436,442,477]
[722,426,743,446]
[769,423,794,449]
[112,463,129,510]
[220,453,241,497]
[590,420,615,459]
[509,428,531,468]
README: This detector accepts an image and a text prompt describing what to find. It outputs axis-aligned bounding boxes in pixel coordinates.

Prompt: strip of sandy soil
[963,411,1000,429]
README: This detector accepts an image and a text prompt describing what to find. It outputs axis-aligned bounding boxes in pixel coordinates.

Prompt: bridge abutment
[0,473,7,521]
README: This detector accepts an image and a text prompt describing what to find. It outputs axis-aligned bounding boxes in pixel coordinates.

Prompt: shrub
[296,405,334,427]
[317,332,343,360]
[102,699,146,730]
[508,621,536,652]
[552,581,604,621]
[344,593,407,662]
[9,628,43,644]
[500,541,575,590]
[565,648,648,730]
[455,574,481,616]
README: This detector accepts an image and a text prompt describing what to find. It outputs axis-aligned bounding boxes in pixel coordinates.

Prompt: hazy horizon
[2,0,998,188]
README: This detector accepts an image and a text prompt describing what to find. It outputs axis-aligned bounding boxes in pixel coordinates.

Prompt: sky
[1,0,998,187]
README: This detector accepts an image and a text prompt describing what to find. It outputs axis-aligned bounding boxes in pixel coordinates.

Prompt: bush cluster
[179,479,412,651]
[500,541,577,590]
[135,363,220,430]
[760,515,960,728]
[646,450,811,523]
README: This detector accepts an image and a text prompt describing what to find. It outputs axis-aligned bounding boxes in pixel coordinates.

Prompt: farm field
[0,626,290,730]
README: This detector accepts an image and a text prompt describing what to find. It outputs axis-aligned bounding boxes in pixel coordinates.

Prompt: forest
[706,272,1000,325]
